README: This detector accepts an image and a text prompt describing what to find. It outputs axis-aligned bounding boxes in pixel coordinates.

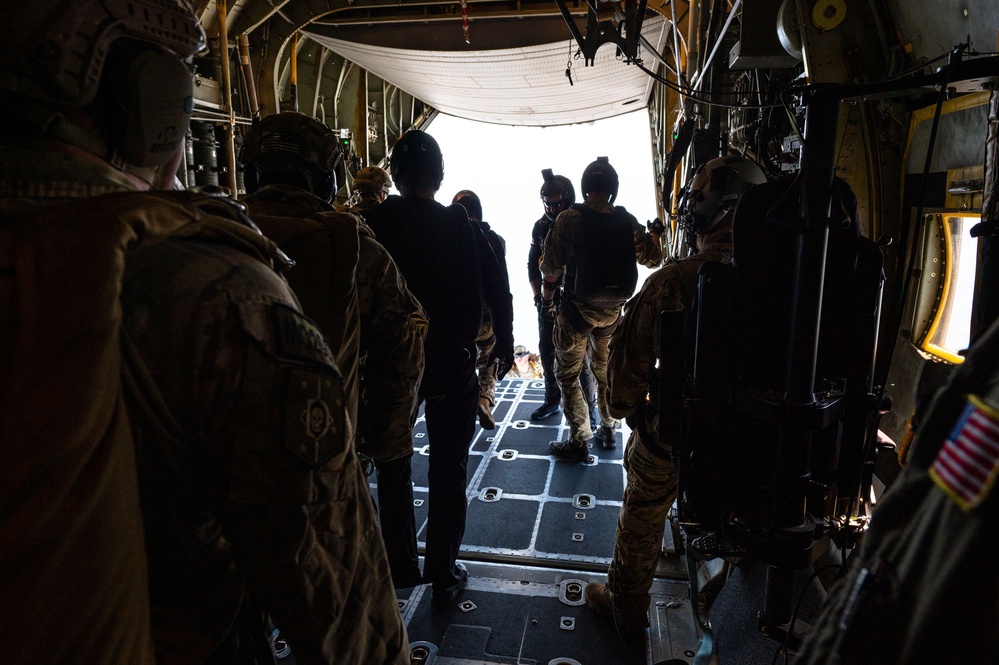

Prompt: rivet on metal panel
[560,616,576,631]
[571,533,584,542]
[413,499,424,507]
[574,512,586,520]
[459,600,477,613]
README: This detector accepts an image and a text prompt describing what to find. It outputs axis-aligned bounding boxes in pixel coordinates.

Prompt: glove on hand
[534,293,544,311]
[646,217,665,235]
[491,345,515,381]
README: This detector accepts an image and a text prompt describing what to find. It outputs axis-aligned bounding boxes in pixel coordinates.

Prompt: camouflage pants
[605,426,677,619]
[475,321,496,406]
[553,311,620,443]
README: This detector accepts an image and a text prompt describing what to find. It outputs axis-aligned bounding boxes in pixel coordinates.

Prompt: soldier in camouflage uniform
[240,112,428,591]
[530,171,602,428]
[540,157,662,460]
[0,2,207,662]
[584,156,765,630]
[795,324,999,663]
[0,2,410,660]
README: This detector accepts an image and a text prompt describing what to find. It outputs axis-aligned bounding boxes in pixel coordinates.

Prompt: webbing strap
[686,554,715,665]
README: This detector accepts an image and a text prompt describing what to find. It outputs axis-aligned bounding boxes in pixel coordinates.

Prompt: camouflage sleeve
[124,236,407,664]
[540,209,576,281]
[224,296,409,664]
[607,268,680,418]
[356,235,428,462]
[630,213,664,268]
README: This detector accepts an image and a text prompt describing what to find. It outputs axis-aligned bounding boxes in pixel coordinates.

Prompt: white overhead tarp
[305,16,667,127]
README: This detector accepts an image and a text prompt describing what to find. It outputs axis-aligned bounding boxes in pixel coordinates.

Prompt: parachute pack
[568,203,638,307]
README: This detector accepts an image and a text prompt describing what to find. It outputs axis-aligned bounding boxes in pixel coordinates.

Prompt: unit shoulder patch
[929,394,999,511]
[285,369,346,469]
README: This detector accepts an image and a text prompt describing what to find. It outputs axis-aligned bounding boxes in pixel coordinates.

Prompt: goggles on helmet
[543,194,570,218]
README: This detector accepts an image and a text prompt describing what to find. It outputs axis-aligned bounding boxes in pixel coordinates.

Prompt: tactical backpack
[567,203,638,307]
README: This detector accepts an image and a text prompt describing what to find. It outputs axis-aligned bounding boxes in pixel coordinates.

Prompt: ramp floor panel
[400,560,695,665]
[479,456,551,496]
[371,378,824,663]
[460,498,540,550]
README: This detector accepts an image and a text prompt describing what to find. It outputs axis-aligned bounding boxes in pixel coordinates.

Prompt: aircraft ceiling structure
[303,15,669,126]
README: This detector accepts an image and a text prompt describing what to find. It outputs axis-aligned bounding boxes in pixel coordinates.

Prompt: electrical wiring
[635,59,790,110]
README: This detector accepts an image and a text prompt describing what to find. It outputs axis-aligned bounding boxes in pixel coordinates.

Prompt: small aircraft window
[910,212,980,364]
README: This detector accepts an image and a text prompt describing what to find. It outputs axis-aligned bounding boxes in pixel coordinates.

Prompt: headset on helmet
[239,111,343,202]
[352,166,393,195]
[390,130,444,190]
[581,157,619,203]
[540,168,576,221]
[452,190,482,221]
[0,0,206,168]
[679,155,766,240]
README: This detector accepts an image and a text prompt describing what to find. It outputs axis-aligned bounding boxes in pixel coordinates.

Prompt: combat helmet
[679,155,766,237]
[540,169,575,221]
[581,157,619,203]
[353,166,393,195]
[240,111,344,202]
[452,190,482,221]
[390,130,444,191]
[0,0,206,167]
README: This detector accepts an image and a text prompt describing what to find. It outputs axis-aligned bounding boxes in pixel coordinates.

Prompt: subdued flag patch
[929,394,999,511]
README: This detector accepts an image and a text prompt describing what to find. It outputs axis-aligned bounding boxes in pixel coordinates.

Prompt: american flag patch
[929,395,999,511]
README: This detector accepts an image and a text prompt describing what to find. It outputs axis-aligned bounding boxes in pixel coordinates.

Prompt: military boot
[547,439,589,461]
[531,401,561,421]
[593,425,617,449]
[584,582,649,631]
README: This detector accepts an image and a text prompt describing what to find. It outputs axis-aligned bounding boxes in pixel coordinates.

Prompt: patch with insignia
[929,394,999,511]
[273,303,337,368]
[285,369,346,468]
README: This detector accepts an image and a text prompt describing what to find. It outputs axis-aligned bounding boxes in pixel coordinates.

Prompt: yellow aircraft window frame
[911,212,980,364]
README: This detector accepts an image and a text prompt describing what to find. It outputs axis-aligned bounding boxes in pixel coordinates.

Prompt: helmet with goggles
[540,168,575,221]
